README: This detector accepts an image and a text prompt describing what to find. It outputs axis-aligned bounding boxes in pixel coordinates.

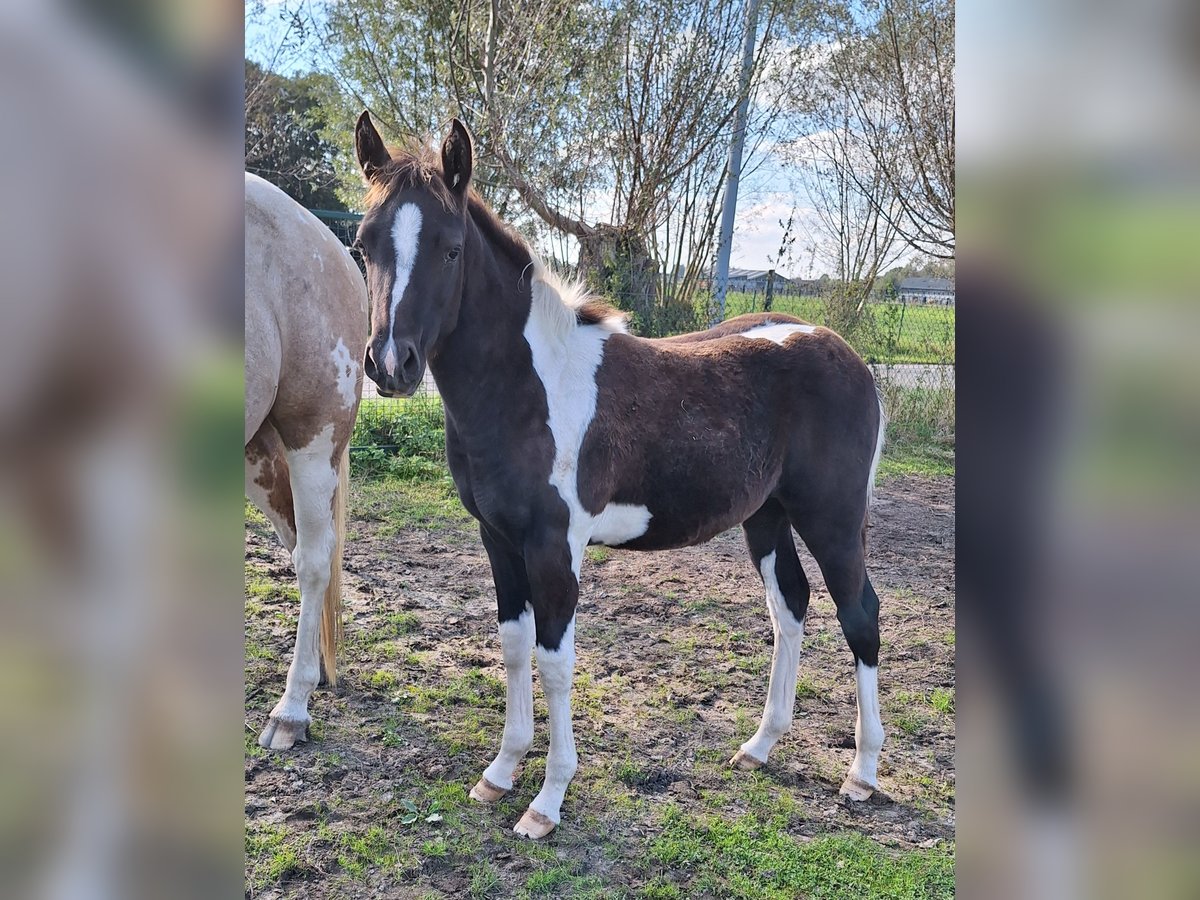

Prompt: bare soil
[245,474,954,898]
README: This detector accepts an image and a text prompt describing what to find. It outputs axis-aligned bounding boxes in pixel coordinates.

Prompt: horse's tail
[867,385,887,509]
[320,445,349,689]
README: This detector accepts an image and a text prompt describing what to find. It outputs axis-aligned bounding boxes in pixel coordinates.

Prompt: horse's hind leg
[731,500,811,770]
[245,420,297,552]
[794,512,884,800]
[258,426,341,751]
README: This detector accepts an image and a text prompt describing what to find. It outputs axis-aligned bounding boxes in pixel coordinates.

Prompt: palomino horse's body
[245,173,367,750]
[353,115,886,838]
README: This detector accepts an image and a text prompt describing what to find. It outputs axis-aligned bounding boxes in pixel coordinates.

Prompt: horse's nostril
[363,343,379,379]
[398,341,421,382]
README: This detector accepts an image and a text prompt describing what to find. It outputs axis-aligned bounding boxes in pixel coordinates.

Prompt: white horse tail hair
[867,385,887,509]
[320,444,349,689]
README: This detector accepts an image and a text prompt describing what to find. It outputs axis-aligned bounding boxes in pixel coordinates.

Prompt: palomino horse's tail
[320,445,348,688]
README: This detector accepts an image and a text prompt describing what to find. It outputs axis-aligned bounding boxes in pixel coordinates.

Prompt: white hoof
[729,748,766,771]
[513,807,556,840]
[257,716,309,751]
[839,775,875,801]
[469,777,509,804]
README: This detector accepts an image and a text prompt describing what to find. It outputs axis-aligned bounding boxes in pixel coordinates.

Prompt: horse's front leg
[471,525,535,803]
[513,537,580,839]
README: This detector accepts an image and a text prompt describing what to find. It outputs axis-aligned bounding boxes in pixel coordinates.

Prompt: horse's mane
[365,139,626,335]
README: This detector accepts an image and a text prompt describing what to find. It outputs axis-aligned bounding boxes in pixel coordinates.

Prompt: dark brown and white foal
[353,114,886,839]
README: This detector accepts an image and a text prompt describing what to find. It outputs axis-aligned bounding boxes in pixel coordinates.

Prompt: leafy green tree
[245,59,347,211]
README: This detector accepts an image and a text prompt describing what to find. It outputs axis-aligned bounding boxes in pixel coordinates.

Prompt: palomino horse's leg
[731,501,811,770]
[258,425,341,751]
[471,525,535,804]
[800,523,884,800]
[513,542,579,839]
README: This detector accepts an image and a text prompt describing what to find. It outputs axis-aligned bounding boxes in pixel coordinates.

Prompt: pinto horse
[353,114,886,839]
[245,173,367,750]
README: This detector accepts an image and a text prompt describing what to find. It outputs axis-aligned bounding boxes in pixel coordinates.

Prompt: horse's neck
[429,216,538,423]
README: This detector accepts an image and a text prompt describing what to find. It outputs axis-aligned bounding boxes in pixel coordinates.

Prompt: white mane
[528,259,628,343]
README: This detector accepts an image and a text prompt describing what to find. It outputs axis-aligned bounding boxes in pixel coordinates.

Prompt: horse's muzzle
[364,340,424,397]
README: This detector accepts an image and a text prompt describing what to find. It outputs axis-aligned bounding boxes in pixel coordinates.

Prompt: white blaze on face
[384,203,423,376]
[739,322,817,345]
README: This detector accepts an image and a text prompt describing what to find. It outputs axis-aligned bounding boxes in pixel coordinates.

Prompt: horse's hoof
[257,716,308,751]
[730,749,765,771]
[469,777,509,804]
[513,808,556,840]
[839,775,875,801]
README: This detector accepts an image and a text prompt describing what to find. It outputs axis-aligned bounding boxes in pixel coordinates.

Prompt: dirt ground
[245,474,955,898]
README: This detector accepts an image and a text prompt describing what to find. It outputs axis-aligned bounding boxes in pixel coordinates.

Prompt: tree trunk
[577,224,657,331]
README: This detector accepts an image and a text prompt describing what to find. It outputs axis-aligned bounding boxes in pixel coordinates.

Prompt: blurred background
[0,0,1197,896]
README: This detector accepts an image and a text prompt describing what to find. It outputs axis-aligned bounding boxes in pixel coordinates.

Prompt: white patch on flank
[524,264,648,575]
[482,606,535,791]
[331,338,358,408]
[739,551,805,763]
[846,662,885,789]
[312,250,324,272]
[384,203,422,376]
[261,424,339,748]
[740,321,817,345]
[528,616,578,825]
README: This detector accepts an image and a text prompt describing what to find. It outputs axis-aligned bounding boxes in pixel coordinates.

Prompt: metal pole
[711,0,762,326]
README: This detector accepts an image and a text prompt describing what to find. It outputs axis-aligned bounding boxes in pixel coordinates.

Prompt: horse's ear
[355,111,390,182]
[441,118,473,198]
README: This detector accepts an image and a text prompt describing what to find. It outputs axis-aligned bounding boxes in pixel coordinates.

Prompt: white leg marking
[524,280,650,573]
[480,607,536,791]
[522,617,577,830]
[331,338,359,408]
[738,551,804,764]
[259,424,338,750]
[843,662,885,796]
[739,322,817,344]
[384,203,422,376]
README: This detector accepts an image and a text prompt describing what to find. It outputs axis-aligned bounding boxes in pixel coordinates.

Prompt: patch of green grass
[351,473,471,533]
[366,669,401,692]
[246,824,305,887]
[469,861,504,898]
[246,575,299,603]
[245,500,270,527]
[585,545,612,563]
[928,687,954,715]
[648,805,954,899]
[336,825,400,879]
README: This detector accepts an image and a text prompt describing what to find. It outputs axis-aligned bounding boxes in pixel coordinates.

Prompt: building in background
[897,276,955,305]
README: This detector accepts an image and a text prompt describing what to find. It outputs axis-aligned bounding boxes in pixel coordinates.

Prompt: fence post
[764,269,775,312]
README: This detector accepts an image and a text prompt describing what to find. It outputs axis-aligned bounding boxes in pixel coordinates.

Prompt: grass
[718,293,954,366]
[648,806,954,900]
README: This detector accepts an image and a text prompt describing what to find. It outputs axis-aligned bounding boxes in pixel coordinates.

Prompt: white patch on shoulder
[331,338,358,408]
[524,279,650,574]
[385,203,422,374]
[312,250,324,272]
[739,322,817,345]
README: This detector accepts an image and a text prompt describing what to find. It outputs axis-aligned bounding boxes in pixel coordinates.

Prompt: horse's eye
[446,247,461,262]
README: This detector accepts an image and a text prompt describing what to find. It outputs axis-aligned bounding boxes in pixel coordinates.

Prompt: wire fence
[308,211,954,470]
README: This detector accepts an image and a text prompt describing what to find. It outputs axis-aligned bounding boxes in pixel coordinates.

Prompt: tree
[788,0,954,259]
[245,59,348,210]
[313,0,793,334]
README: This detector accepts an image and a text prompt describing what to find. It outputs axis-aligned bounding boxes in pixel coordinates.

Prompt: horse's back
[244,174,368,449]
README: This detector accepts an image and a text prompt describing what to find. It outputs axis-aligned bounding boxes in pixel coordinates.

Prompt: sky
[245,3,898,277]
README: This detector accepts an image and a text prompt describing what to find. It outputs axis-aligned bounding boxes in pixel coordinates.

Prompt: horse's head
[354,113,473,397]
